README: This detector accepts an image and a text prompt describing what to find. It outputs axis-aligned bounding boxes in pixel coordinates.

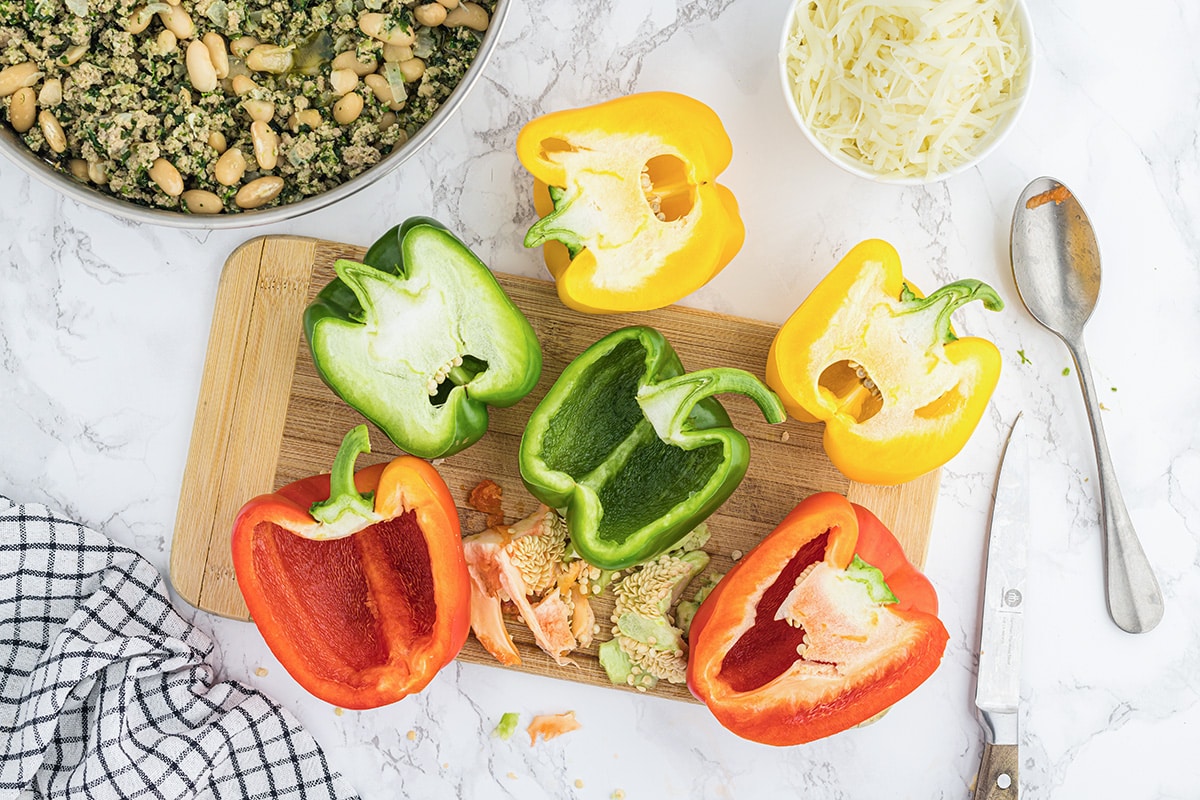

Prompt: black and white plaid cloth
[0,497,359,800]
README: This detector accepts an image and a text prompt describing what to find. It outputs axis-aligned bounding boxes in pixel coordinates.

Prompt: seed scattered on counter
[730,550,743,561]
[333,707,344,716]
[781,430,790,442]
[506,772,518,780]
[574,779,585,788]
[254,667,268,677]
[406,729,418,741]
[612,791,626,800]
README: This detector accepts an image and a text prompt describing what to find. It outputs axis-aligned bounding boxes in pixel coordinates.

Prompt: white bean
[230,36,259,58]
[444,1,488,31]
[214,147,247,185]
[38,110,67,153]
[250,120,278,169]
[124,5,156,34]
[68,158,88,180]
[7,87,36,133]
[62,45,89,65]
[414,3,447,27]
[332,91,363,125]
[157,29,178,55]
[398,57,425,83]
[246,44,293,74]
[207,130,227,153]
[359,12,415,46]
[435,0,459,8]
[382,43,412,63]
[231,74,258,96]
[37,78,62,107]
[288,109,321,132]
[186,40,218,92]
[329,67,358,96]
[203,32,230,79]
[157,4,194,39]
[87,160,108,184]
[242,98,275,122]
[0,62,41,98]
[182,189,223,214]
[332,50,377,77]
[363,73,397,105]
[234,176,284,209]
[148,157,184,196]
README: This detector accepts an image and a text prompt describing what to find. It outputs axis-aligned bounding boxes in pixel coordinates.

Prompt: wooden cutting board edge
[169,234,941,700]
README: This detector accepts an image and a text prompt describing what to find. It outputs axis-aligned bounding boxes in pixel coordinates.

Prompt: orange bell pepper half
[231,426,471,710]
[687,492,948,745]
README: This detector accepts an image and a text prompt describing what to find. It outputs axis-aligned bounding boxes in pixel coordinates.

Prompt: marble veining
[2,0,1199,797]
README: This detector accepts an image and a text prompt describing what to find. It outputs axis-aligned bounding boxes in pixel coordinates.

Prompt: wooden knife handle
[973,742,1019,800]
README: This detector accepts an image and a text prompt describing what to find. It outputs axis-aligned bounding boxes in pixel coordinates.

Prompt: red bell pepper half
[687,492,948,745]
[231,425,471,710]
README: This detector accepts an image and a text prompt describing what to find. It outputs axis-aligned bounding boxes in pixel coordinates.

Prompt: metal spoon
[1010,177,1163,633]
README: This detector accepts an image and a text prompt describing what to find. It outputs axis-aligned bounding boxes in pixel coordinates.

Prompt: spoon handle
[1067,340,1165,633]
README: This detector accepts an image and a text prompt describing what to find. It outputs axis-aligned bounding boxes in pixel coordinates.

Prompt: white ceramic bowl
[0,1,508,229]
[777,0,1035,185]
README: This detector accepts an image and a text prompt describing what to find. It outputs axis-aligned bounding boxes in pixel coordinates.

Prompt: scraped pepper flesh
[231,426,470,709]
[687,492,948,745]
[517,92,745,313]
[766,239,1003,485]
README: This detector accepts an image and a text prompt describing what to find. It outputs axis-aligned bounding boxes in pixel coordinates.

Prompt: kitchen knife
[973,414,1029,800]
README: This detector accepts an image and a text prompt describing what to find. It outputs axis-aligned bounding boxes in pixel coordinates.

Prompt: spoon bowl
[1011,177,1101,339]
[1010,177,1164,634]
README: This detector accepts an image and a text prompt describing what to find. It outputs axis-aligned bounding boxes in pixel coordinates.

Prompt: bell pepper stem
[310,424,377,527]
[846,555,899,605]
[524,187,585,256]
[897,280,1004,343]
[637,368,786,448]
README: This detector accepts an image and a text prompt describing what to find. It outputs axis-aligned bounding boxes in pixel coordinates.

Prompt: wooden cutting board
[170,235,940,703]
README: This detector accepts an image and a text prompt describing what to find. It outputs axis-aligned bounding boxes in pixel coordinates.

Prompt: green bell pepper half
[304,217,542,459]
[518,326,786,570]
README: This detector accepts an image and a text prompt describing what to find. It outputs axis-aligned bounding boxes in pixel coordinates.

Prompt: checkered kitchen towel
[0,497,359,800]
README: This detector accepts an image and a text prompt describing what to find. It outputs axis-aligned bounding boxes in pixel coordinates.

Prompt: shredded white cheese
[782,0,1028,179]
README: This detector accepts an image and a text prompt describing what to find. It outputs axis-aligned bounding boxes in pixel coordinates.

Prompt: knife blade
[973,413,1030,800]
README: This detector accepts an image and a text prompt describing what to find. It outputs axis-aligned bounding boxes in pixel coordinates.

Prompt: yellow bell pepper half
[517,92,745,314]
[766,240,1004,485]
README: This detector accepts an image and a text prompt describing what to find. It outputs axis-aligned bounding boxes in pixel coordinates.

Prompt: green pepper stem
[897,279,1004,343]
[310,424,377,527]
[447,365,472,386]
[637,368,786,448]
[524,188,585,257]
[846,555,899,605]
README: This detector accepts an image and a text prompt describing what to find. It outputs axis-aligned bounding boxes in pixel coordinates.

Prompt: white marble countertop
[3,0,1199,797]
